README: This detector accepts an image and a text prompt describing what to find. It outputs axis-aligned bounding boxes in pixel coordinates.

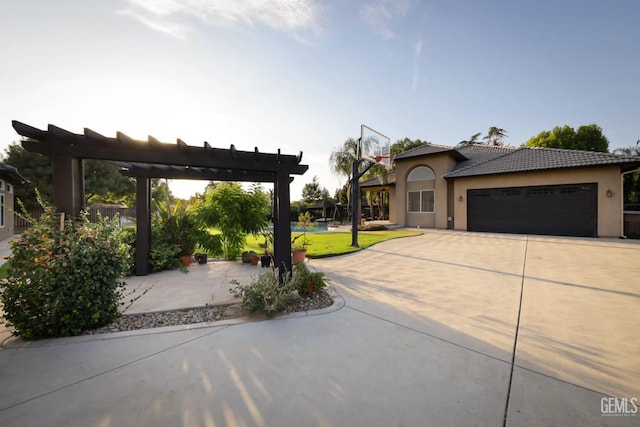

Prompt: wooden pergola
[12,121,308,276]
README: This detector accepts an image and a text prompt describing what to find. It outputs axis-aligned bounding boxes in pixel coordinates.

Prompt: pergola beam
[13,121,308,174]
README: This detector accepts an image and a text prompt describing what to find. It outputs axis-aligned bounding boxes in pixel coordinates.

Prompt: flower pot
[180,255,192,266]
[242,251,257,263]
[195,253,207,264]
[292,249,307,264]
[250,255,259,265]
[260,254,271,268]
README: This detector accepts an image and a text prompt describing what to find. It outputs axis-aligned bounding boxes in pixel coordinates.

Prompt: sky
[1,0,639,200]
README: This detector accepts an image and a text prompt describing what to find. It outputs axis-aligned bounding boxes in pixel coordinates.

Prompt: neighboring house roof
[360,172,396,188]
[0,162,28,184]
[443,147,640,179]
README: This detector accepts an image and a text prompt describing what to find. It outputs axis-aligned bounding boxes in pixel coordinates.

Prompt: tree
[193,183,270,260]
[329,138,359,219]
[613,141,640,207]
[3,142,138,210]
[390,138,426,156]
[2,142,53,211]
[483,127,508,146]
[301,176,325,203]
[458,129,507,147]
[524,124,609,152]
[329,137,358,189]
[85,159,135,205]
[468,132,482,144]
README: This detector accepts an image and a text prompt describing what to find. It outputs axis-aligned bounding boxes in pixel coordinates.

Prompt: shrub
[1,204,130,339]
[291,262,327,296]
[229,269,297,318]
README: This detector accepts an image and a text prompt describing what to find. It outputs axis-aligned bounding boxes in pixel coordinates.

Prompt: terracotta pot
[291,249,307,264]
[250,255,259,265]
[180,255,192,266]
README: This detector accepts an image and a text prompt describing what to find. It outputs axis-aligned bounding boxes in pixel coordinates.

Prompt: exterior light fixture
[458,195,463,202]
[606,189,613,197]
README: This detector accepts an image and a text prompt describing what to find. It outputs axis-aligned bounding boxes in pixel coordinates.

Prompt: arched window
[407,166,435,213]
[407,166,435,181]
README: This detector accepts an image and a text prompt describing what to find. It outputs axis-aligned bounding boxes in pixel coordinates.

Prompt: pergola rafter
[12,120,308,277]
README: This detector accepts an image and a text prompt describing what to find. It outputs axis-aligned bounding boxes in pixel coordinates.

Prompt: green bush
[0,205,130,339]
[229,269,297,318]
[292,262,326,296]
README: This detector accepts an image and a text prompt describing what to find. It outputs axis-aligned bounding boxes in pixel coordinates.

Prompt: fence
[14,206,136,233]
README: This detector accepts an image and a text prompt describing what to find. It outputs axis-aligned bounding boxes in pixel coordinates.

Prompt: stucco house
[360,144,640,238]
[0,162,28,241]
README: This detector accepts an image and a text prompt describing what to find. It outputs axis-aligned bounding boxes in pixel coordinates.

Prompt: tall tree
[524,124,609,152]
[390,138,426,157]
[329,137,358,184]
[3,142,168,211]
[193,182,270,260]
[301,176,325,203]
[613,141,640,207]
[2,142,53,211]
[483,127,508,146]
[85,159,135,204]
[329,137,359,213]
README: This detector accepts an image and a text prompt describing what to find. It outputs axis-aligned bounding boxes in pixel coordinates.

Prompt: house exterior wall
[0,177,15,241]
[394,154,458,228]
[451,166,624,237]
[388,186,397,223]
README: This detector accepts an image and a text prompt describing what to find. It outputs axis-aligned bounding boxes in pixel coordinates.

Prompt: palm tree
[457,132,483,147]
[483,127,508,146]
[329,138,359,218]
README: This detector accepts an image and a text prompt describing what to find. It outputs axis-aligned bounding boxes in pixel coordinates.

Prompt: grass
[245,229,422,258]
[0,261,9,279]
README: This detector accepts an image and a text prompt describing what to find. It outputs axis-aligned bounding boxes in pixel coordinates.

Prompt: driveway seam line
[0,325,231,413]
[503,236,528,427]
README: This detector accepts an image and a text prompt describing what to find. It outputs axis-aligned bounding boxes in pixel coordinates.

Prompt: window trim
[407,166,435,182]
[407,190,435,213]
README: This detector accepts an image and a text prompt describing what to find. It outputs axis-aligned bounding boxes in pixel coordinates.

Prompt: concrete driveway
[0,230,638,426]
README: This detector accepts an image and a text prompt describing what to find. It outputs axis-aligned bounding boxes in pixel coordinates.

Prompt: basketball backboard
[361,124,391,170]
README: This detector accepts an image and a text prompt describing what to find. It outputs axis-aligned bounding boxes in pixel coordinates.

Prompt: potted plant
[292,262,326,296]
[292,211,313,263]
[242,250,258,264]
[157,200,222,267]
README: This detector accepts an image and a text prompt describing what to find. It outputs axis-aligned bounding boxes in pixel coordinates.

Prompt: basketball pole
[351,158,374,247]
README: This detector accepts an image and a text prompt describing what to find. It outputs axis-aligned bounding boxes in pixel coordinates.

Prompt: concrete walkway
[0,230,639,426]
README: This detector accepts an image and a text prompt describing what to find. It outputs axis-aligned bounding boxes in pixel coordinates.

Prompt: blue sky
[1,0,638,200]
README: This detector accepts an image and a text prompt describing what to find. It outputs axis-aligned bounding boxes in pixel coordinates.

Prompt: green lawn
[245,229,422,258]
[0,261,9,279]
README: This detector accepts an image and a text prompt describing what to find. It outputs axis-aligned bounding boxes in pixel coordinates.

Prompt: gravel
[86,290,334,334]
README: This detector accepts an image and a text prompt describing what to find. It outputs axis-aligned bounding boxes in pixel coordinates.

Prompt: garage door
[467,183,597,237]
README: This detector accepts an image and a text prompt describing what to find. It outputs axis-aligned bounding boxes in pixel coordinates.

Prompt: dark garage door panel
[467,183,597,237]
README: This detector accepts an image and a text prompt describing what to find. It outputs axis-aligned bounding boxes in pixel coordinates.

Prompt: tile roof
[0,162,28,184]
[393,143,463,160]
[360,172,396,188]
[453,145,516,170]
[443,147,640,179]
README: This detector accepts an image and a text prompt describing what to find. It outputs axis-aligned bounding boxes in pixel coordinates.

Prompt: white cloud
[121,0,322,40]
[359,0,410,39]
[412,38,422,92]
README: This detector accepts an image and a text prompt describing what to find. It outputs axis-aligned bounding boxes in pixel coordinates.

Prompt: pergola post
[135,177,152,276]
[52,155,84,216]
[274,171,292,280]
